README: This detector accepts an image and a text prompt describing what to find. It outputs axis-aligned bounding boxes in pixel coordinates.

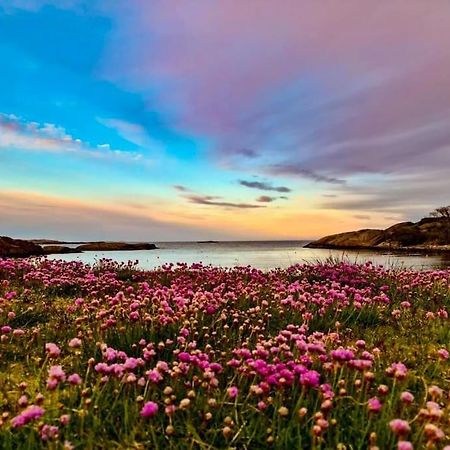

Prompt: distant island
[305,216,450,253]
[0,237,158,258]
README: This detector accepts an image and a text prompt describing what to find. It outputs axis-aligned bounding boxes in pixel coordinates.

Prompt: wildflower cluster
[0,258,449,448]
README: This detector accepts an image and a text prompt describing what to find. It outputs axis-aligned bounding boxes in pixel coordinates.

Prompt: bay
[46,241,450,270]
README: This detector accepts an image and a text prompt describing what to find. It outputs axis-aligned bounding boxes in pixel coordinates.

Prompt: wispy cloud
[239,180,291,193]
[185,194,265,209]
[173,185,190,192]
[256,195,276,203]
[0,113,143,162]
[267,165,346,185]
[233,148,259,158]
[98,117,156,148]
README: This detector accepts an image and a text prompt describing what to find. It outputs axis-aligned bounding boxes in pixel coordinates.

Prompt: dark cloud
[239,180,291,193]
[173,185,189,192]
[234,148,259,158]
[267,165,346,185]
[185,195,265,209]
[256,195,275,203]
[318,168,450,221]
[323,194,337,198]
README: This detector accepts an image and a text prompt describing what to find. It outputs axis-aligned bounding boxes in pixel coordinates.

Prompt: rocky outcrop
[41,245,81,255]
[305,218,450,252]
[0,236,45,258]
[76,242,158,251]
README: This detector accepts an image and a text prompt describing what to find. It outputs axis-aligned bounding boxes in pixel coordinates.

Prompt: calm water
[46,241,450,270]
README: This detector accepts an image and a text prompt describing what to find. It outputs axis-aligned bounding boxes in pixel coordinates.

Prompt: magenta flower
[45,343,61,358]
[68,338,82,348]
[367,397,382,413]
[48,365,66,381]
[400,391,414,404]
[178,352,191,363]
[68,373,82,385]
[387,362,408,380]
[11,405,45,428]
[300,370,320,387]
[140,401,159,418]
[227,386,239,399]
[40,424,59,441]
[389,419,411,436]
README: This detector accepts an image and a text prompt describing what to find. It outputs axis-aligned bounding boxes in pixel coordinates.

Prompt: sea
[46,241,450,271]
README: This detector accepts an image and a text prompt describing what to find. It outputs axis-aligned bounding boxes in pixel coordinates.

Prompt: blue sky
[1,1,450,240]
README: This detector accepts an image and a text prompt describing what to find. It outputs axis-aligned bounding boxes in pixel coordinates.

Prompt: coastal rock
[0,236,44,258]
[42,245,81,255]
[76,242,158,251]
[305,218,450,252]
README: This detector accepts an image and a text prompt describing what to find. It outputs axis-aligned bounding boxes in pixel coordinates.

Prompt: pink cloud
[102,0,450,181]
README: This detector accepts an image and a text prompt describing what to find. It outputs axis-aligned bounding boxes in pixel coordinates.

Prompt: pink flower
[227,386,239,399]
[129,311,140,321]
[47,365,66,390]
[68,373,82,385]
[387,362,408,380]
[389,419,411,436]
[45,343,61,358]
[18,395,28,407]
[140,401,159,418]
[398,442,413,450]
[48,365,66,381]
[68,338,82,348]
[147,369,163,383]
[40,424,59,441]
[178,352,191,363]
[424,423,444,441]
[400,391,414,404]
[257,400,267,410]
[437,348,449,360]
[60,414,71,425]
[428,385,443,399]
[367,397,382,413]
[11,405,45,428]
[300,370,320,387]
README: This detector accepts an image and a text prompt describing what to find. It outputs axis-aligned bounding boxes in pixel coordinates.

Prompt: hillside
[305,217,450,252]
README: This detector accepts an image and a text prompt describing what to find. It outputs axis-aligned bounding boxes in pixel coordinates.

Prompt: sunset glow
[1,1,450,240]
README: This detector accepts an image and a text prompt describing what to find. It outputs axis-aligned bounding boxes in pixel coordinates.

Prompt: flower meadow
[0,258,449,449]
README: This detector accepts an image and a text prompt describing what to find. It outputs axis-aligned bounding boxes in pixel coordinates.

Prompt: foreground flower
[45,343,61,358]
[389,419,411,436]
[140,401,159,418]
[11,405,45,428]
[367,397,382,413]
[227,386,238,399]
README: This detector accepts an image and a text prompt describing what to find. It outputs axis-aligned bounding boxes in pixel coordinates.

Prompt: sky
[1,0,450,241]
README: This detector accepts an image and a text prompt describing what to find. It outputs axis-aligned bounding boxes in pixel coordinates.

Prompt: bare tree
[430,205,450,244]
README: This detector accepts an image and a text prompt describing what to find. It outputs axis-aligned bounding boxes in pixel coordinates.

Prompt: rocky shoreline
[305,217,450,254]
[0,237,158,258]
